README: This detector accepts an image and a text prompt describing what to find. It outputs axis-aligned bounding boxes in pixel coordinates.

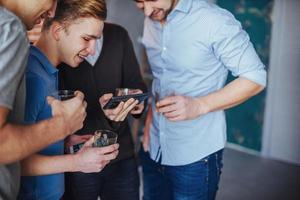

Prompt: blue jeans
[63,157,139,200]
[139,148,223,200]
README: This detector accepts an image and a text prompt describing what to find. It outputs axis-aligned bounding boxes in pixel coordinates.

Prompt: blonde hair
[44,0,107,30]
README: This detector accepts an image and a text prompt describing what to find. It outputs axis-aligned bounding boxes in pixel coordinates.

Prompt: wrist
[70,153,80,172]
[53,115,71,139]
[196,97,210,116]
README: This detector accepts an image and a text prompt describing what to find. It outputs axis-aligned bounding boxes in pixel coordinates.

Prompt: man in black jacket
[59,21,147,200]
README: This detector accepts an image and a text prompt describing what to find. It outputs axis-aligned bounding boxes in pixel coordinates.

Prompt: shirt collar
[30,45,58,75]
[172,0,193,14]
[152,0,192,26]
[85,36,103,66]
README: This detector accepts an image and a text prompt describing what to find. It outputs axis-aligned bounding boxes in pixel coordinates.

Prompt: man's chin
[66,61,80,68]
[25,22,34,31]
[151,14,166,22]
[71,63,80,68]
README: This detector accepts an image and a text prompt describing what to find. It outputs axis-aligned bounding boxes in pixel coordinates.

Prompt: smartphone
[103,93,149,110]
[69,142,84,154]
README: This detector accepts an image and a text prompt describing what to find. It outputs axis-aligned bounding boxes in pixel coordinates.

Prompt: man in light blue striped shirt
[135,0,267,199]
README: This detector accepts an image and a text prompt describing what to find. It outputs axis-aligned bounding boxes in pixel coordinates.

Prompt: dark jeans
[139,148,223,200]
[63,157,140,200]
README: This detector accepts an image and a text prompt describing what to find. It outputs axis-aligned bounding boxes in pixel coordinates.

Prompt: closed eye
[83,37,90,42]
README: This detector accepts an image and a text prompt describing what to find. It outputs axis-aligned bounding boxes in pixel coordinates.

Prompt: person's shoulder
[104,22,128,35]
[0,7,21,25]
[190,1,240,35]
[0,7,27,39]
[26,48,45,75]
[198,2,237,25]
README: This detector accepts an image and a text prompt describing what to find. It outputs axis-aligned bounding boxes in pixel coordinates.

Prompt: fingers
[74,90,85,101]
[65,134,92,147]
[167,115,183,122]
[156,96,177,108]
[130,89,143,94]
[114,99,138,121]
[98,149,119,161]
[99,93,113,107]
[130,103,144,115]
[80,134,94,140]
[103,98,138,121]
[157,102,177,114]
[95,143,119,154]
[82,136,95,148]
[46,96,58,106]
[102,101,125,120]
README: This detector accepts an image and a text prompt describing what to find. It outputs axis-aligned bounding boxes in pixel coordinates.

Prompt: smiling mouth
[78,53,89,59]
[151,10,162,18]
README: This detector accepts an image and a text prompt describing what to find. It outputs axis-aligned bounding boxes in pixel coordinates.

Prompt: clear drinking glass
[93,130,118,147]
[58,90,75,101]
[115,88,140,96]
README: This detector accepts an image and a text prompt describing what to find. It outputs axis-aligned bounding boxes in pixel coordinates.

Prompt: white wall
[106,0,145,65]
[262,0,300,165]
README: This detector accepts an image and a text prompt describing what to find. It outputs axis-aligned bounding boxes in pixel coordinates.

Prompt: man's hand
[65,134,92,148]
[47,91,87,136]
[27,20,43,44]
[99,93,139,122]
[130,89,144,115]
[156,95,209,121]
[73,137,119,173]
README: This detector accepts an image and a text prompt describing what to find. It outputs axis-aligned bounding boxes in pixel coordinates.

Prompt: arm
[0,107,68,164]
[157,13,266,121]
[157,77,264,121]
[0,81,87,164]
[99,93,139,122]
[21,140,119,176]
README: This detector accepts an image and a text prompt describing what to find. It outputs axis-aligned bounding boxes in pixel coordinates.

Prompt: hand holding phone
[99,91,147,121]
[103,93,148,109]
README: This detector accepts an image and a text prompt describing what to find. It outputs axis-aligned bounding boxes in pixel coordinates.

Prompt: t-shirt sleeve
[0,15,29,109]
[210,12,267,86]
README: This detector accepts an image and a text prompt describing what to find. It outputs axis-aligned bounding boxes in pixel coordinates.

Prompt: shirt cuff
[239,68,267,87]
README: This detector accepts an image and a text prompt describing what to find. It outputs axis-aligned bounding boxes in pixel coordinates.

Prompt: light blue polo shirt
[18,46,64,200]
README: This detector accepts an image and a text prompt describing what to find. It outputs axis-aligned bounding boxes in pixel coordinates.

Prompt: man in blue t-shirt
[17,0,138,199]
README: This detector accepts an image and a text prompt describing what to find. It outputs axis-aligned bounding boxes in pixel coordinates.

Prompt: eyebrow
[134,0,157,2]
[84,34,102,39]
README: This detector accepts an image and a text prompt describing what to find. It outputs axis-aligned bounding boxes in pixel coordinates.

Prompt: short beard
[164,0,179,21]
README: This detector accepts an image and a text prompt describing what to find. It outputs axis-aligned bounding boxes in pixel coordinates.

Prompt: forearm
[21,153,76,176]
[0,116,68,164]
[199,77,265,113]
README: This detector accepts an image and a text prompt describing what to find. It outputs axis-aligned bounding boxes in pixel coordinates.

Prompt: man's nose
[144,4,153,17]
[87,40,96,56]
[48,0,58,18]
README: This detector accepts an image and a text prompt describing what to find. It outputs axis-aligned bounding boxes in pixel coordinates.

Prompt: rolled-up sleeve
[211,12,267,86]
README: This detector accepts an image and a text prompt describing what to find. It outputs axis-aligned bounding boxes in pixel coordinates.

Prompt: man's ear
[50,22,64,41]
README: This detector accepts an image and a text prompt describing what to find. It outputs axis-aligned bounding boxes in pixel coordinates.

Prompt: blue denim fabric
[63,157,139,200]
[139,148,223,200]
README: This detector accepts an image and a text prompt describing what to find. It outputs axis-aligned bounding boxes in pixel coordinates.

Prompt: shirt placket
[157,23,170,163]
